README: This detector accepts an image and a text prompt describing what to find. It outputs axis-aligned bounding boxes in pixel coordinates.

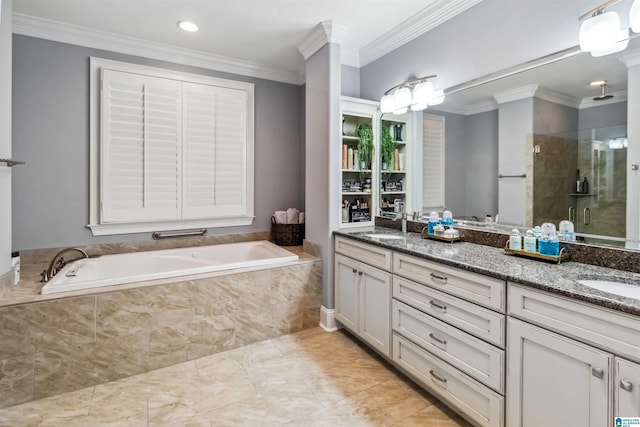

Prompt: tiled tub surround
[0,245,321,409]
[376,216,640,274]
[337,227,640,316]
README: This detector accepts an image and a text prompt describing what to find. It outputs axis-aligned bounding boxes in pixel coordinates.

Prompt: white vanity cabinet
[391,253,506,427]
[334,236,392,357]
[507,283,640,426]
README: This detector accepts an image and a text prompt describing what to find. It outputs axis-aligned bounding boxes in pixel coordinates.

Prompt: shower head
[593,83,613,101]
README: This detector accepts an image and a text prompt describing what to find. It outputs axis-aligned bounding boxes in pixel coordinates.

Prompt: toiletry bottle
[427,212,440,235]
[485,214,493,223]
[575,169,581,193]
[509,229,522,251]
[538,223,559,256]
[533,226,542,240]
[442,210,453,227]
[523,230,536,253]
[582,176,589,195]
[347,147,354,169]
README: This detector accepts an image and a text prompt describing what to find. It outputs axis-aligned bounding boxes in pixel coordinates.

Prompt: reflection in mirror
[378,112,411,219]
[417,37,640,248]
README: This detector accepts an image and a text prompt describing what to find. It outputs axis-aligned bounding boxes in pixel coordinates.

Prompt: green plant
[355,123,374,167]
[380,126,396,169]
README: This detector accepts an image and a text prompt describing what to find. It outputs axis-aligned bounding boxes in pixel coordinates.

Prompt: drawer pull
[429,369,447,384]
[620,380,633,392]
[429,300,447,312]
[429,333,447,346]
[591,367,604,379]
[429,273,448,284]
[352,269,357,273]
[358,271,363,276]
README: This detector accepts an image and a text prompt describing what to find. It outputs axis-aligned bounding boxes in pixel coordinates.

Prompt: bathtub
[41,240,299,295]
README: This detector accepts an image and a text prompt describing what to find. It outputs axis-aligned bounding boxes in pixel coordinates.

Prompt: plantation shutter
[422,114,445,210]
[182,83,247,219]
[100,69,181,223]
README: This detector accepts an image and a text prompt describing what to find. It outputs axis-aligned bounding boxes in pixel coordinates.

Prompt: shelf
[382,191,405,195]
[342,135,358,141]
[570,193,595,197]
[381,170,406,173]
[342,192,373,196]
[342,169,372,173]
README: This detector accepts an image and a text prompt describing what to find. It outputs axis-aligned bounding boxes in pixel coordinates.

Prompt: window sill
[88,216,255,236]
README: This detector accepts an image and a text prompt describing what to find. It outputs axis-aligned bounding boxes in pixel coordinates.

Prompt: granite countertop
[335,227,640,317]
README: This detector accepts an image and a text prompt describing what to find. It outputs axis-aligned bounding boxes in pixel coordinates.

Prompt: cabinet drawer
[393,275,505,348]
[508,284,640,364]
[393,333,504,427]
[393,300,504,393]
[334,236,392,272]
[393,253,505,312]
[615,357,640,417]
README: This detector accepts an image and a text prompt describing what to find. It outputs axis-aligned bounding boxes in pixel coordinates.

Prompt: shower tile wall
[533,134,577,226]
[0,262,321,409]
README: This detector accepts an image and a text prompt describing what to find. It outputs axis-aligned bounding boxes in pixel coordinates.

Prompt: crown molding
[12,13,304,85]
[579,90,627,109]
[341,48,360,69]
[619,47,640,68]
[297,20,348,61]
[359,0,482,67]
[534,86,581,109]
[494,84,540,104]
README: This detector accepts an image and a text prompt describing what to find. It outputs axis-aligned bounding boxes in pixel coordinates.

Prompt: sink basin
[365,234,405,240]
[577,280,640,299]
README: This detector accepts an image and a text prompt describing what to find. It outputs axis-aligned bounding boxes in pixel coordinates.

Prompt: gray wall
[12,35,304,250]
[340,65,360,98]
[578,101,627,131]
[534,99,579,134]
[0,0,12,275]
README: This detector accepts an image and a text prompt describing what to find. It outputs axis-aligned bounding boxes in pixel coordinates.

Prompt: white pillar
[0,0,13,277]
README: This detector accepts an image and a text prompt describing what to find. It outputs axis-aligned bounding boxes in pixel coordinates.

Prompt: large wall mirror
[417,36,640,248]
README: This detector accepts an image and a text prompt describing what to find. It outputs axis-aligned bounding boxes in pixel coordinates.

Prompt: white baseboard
[319,306,339,332]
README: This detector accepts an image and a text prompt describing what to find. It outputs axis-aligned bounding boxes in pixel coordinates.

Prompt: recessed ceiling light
[178,21,199,32]
[589,80,607,86]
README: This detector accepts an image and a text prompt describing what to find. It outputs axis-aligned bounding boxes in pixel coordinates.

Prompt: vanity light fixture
[379,75,444,114]
[631,0,640,32]
[177,20,199,32]
[608,136,628,149]
[578,0,629,56]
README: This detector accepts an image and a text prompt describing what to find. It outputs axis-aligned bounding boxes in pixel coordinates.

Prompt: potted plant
[355,123,374,169]
[380,125,396,171]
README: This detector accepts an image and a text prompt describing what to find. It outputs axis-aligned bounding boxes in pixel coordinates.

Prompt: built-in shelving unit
[379,114,411,217]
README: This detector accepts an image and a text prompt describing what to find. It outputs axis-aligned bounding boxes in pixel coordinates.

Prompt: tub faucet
[41,247,89,282]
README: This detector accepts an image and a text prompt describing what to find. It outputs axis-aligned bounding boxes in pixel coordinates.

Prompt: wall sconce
[579,0,630,57]
[379,75,444,114]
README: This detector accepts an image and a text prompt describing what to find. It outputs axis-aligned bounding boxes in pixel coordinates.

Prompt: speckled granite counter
[335,227,640,317]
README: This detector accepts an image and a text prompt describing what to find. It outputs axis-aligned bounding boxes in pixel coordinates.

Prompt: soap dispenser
[509,229,522,251]
[523,230,537,253]
[427,212,440,235]
[538,223,559,256]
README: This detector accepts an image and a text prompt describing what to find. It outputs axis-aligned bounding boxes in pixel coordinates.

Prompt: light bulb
[411,81,434,106]
[178,21,199,32]
[380,94,395,113]
[631,0,640,33]
[393,87,412,110]
[579,11,620,52]
[591,28,629,57]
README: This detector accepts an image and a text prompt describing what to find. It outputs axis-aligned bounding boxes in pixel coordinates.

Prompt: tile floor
[0,328,471,426]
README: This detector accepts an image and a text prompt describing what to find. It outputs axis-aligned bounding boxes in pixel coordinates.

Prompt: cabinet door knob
[352,269,357,274]
[358,271,363,276]
[429,369,447,384]
[429,300,447,312]
[620,380,634,392]
[591,367,604,379]
[429,273,448,284]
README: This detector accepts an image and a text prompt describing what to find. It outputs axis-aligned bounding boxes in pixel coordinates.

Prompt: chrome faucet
[41,247,89,282]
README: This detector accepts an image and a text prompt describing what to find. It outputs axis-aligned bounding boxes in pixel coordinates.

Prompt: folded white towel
[299,212,305,224]
[274,211,287,224]
[286,208,300,224]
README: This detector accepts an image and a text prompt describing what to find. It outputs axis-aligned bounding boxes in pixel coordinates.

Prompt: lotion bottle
[523,230,537,253]
[509,229,522,251]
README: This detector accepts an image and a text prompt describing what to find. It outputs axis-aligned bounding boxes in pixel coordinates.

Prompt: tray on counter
[503,241,568,264]
[420,227,461,243]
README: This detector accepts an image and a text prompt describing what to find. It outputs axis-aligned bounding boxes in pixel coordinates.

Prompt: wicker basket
[271,216,305,246]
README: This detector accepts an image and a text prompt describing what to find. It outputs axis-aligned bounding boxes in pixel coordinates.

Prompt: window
[89,58,254,235]
[422,114,445,210]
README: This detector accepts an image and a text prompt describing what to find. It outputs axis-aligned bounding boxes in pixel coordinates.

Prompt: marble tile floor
[0,327,470,427]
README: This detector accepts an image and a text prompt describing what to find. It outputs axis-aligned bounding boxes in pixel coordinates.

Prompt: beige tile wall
[0,261,321,409]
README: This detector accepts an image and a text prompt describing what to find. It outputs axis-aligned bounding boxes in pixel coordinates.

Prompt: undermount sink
[577,279,640,299]
[365,234,405,240]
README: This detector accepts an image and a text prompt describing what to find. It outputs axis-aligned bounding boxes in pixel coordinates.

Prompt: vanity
[333,228,640,427]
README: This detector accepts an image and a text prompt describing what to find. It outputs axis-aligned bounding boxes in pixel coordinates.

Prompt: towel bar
[0,158,26,167]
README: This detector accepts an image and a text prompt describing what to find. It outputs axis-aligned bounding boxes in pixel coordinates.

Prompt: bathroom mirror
[418,36,640,248]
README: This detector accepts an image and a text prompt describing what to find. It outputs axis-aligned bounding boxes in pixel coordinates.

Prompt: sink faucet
[41,247,89,282]
[400,203,407,233]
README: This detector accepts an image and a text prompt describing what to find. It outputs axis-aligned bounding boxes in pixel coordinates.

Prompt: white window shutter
[182,82,247,219]
[100,69,181,223]
[422,114,445,210]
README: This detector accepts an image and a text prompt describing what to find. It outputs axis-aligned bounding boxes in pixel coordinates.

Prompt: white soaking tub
[41,240,299,295]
